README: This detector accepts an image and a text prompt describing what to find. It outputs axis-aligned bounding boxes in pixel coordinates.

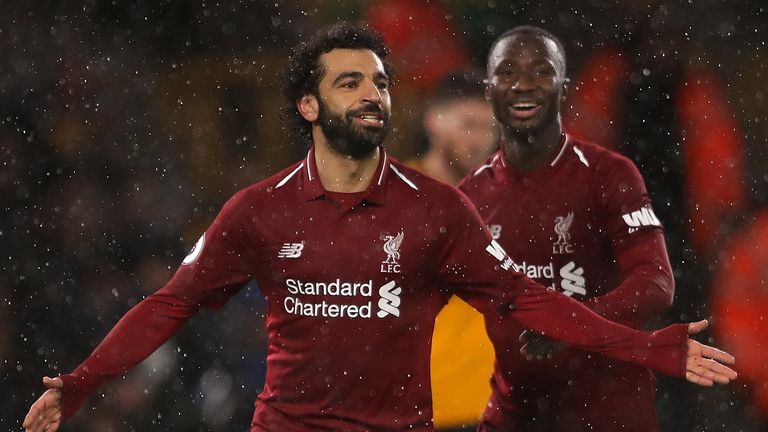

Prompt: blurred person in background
[406,69,498,430]
[459,26,676,432]
[22,21,736,432]
[407,69,497,184]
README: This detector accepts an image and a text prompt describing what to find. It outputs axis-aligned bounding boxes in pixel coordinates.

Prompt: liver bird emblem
[554,212,574,245]
[382,231,404,264]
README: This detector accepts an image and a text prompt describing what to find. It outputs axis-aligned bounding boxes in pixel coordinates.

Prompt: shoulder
[459,152,503,185]
[389,158,448,193]
[566,137,641,180]
[388,158,477,213]
[220,159,306,214]
[457,151,503,196]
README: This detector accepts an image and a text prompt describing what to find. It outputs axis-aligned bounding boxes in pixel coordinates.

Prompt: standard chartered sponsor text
[284,278,377,318]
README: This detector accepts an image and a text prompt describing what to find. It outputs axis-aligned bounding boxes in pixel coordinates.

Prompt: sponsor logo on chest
[275,230,407,320]
[282,278,402,319]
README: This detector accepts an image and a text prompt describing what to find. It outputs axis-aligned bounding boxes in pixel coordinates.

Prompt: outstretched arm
[507,285,736,384]
[23,190,258,431]
[23,289,197,432]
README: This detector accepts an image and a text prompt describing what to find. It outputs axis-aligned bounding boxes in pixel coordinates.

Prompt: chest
[251,199,443,321]
[479,172,603,253]
[469,169,619,299]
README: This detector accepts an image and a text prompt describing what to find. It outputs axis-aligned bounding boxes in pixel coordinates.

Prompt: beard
[317,100,390,160]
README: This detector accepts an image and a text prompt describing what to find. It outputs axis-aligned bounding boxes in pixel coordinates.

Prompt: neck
[313,133,381,193]
[502,121,563,173]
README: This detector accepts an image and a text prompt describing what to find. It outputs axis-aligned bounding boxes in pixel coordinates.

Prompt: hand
[685,320,738,386]
[23,377,64,432]
[519,330,565,361]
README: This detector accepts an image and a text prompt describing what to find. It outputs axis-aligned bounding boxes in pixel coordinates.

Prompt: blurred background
[2,0,766,430]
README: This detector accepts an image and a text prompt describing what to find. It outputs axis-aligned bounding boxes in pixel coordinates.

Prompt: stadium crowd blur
[2,1,766,431]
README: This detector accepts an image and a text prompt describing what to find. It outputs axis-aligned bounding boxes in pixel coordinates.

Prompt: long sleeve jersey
[459,135,675,431]
[59,146,686,431]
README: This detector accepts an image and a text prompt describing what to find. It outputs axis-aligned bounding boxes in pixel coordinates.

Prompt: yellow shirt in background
[405,157,495,429]
[430,296,495,428]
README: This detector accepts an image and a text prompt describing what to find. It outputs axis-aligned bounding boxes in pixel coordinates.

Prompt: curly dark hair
[282,21,393,142]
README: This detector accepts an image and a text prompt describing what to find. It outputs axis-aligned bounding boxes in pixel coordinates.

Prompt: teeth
[513,103,538,109]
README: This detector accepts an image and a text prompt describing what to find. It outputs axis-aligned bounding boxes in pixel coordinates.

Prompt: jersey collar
[300,145,390,207]
[497,134,570,180]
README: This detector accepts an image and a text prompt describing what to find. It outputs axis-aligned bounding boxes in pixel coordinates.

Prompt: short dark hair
[426,68,487,109]
[282,21,392,142]
[487,26,567,77]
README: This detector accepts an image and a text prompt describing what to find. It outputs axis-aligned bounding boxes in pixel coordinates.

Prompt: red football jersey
[60,146,686,431]
[460,135,672,431]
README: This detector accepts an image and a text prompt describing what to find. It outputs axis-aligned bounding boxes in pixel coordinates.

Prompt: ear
[485,82,492,102]
[561,78,569,103]
[424,109,440,136]
[297,95,319,122]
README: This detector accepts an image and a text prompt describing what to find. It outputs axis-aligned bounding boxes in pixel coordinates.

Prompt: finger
[686,371,714,387]
[45,413,63,432]
[23,398,47,428]
[524,341,545,357]
[687,319,709,335]
[519,331,529,343]
[520,344,536,361]
[699,344,736,365]
[24,391,61,431]
[25,410,49,432]
[27,406,55,432]
[697,358,738,381]
[688,358,737,384]
[43,377,64,389]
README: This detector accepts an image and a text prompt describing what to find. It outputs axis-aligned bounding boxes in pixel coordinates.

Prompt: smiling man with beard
[24,22,736,432]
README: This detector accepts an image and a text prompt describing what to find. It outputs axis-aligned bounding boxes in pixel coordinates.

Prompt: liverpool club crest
[553,212,575,254]
[381,231,404,273]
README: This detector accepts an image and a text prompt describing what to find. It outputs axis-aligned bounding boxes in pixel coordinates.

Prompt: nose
[511,71,536,92]
[361,79,383,104]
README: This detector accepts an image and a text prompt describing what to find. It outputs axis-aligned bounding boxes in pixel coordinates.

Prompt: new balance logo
[377,280,402,318]
[486,240,514,271]
[622,207,661,233]
[559,261,586,297]
[278,242,304,258]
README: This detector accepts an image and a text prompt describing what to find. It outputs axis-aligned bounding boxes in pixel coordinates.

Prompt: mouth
[352,112,385,127]
[508,101,542,120]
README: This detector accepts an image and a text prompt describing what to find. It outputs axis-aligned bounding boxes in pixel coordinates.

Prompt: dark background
[2,1,766,430]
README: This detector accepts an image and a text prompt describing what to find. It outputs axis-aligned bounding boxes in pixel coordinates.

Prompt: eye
[376,81,389,90]
[493,68,518,82]
[340,81,358,89]
[535,66,556,78]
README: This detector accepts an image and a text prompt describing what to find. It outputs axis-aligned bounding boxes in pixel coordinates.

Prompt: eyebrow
[331,71,390,86]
